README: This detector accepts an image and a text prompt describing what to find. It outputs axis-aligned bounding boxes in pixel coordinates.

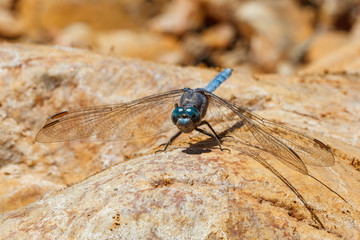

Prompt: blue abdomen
[205,68,232,93]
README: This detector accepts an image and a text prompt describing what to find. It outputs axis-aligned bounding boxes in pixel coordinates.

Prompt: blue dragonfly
[35,68,344,229]
[36,68,334,175]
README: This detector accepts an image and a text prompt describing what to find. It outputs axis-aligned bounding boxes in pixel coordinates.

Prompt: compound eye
[171,107,184,124]
[185,107,200,122]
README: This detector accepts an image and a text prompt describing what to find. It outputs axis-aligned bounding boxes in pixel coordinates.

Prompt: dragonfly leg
[156,131,182,153]
[199,121,233,140]
[195,125,230,153]
[199,121,221,138]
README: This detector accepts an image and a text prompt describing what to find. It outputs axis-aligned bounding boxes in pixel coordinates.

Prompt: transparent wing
[205,91,335,175]
[36,89,184,142]
[248,114,335,167]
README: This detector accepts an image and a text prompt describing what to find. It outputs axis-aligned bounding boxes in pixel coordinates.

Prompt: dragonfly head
[171,106,200,133]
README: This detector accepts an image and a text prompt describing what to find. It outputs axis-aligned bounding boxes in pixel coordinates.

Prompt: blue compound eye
[185,107,200,122]
[171,107,184,124]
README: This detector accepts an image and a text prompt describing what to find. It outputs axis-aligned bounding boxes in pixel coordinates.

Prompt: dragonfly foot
[220,135,234,140]
[155,149,166,154]
[155,143,170,153]
[219,146,231,153]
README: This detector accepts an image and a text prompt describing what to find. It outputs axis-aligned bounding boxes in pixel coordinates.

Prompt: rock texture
[0,43,359,239]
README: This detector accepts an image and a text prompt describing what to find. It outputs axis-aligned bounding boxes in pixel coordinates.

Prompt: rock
[351,14,360,38]
[201,23,236,49]
[96,30,185,65]
[150,0,204,35]
[305,31,349,63]
[19,0,165,33]
[0,43,359,239]
[317,0,357,30]
[1,147,359,239]
[53,24,185,65]
[0,1,23,37]
[235,0,313,72]
[301,37,360,74]
[6,0,359,73]
[53,22,96,50]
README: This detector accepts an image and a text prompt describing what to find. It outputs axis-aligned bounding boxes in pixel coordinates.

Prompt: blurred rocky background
[0,0,360,238]
[1,0,359,73]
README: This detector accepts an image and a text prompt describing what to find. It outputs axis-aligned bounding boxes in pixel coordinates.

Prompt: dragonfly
[36,68,344,229]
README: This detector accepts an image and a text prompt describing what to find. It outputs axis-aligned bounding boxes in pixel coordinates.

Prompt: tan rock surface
[96,30,184,64]
[20,0,165,32]
[305,31,350,64]
[1,149,359,239]
[235,0,313,72]
[150,0,204,35]
[301,37,360,75]
[0,43,359,239]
